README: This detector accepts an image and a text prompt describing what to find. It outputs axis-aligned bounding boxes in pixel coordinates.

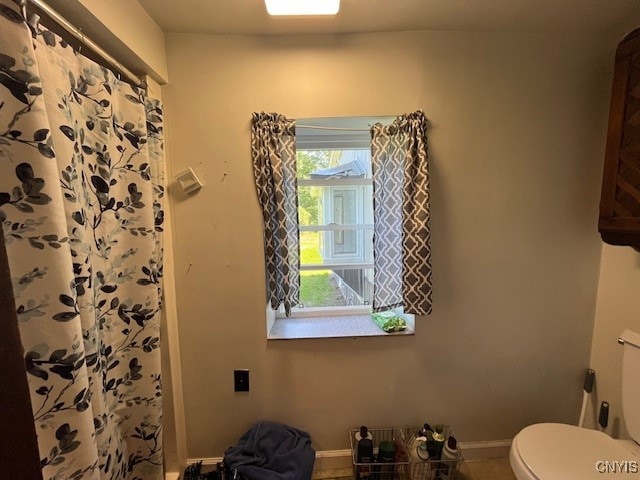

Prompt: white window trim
[300,263,373,271]
[267,302,415,340]
[298,178,372,187]
[299,224,374,232]
[279,304,372,318]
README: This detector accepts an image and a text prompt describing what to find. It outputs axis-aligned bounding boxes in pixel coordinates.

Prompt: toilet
[510,330,640,480]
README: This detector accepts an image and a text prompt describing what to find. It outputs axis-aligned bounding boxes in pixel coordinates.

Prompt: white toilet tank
[621,329,640,444]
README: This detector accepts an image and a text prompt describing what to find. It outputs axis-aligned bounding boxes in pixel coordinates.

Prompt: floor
[458,458,518,480]
[313,458,518,480]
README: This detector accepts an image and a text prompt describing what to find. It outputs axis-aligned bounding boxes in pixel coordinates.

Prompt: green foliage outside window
[297,150,329,225]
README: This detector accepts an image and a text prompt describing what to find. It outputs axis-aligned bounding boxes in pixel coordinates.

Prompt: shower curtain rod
[24,0,144,88]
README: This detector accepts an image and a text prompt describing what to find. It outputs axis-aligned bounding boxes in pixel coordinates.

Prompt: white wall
[589,245,640,438]
[163,30,615,457]
[45,0,168,83]
[147,76,188,474]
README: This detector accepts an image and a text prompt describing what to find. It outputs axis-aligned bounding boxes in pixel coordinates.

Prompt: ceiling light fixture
[265,0,340,16]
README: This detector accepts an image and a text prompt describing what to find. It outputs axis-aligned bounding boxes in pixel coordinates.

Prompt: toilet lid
[513,423,639,480]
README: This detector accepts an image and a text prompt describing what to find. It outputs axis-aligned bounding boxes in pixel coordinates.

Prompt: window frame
[268,115,415,337]
[286,176,375,316]
[279,119,380,318]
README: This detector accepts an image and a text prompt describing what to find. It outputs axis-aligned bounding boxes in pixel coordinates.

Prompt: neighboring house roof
[309,159,366,179]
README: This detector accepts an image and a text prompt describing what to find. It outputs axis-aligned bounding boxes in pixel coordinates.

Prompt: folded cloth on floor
[224,421,315,480]
[371,310,407,333]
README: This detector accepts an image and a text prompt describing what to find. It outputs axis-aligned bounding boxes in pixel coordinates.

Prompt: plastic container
[408,436,432,480]
[355,426,374,479]
[350,427,411,480]
[438,437,460,478]
[377,440,396,477]
[402,425,464,480]
[431,425,446,460]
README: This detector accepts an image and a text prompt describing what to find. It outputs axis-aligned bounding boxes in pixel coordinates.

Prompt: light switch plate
[174,167,203,194]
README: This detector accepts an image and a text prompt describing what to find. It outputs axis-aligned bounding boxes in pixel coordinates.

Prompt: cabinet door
[599,29,640,249]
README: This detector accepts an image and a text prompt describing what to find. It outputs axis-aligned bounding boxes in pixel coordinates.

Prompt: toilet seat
[510,423,639,480]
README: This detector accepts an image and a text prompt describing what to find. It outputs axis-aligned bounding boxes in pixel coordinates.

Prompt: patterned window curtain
[0,3,165,479]
[371,110,432,315]
[251,112,300,316]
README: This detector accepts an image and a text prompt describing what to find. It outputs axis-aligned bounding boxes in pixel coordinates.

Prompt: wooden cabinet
[599,28,640,250]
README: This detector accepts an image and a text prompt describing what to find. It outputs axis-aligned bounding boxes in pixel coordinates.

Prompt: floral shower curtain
[371,110,432,315]
[0,2,164,479]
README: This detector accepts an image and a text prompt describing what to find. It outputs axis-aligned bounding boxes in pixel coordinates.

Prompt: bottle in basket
[394,435,406,463]
[437,436,459,479]
[356,426,374,479]
[409,436,430,480]
[418,423,433,438]
[374,440,395,478]
[431,425,446,460]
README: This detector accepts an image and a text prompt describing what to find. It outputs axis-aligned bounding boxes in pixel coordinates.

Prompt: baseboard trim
[314,449,353,470]
[188,456,223,467]
[188,450,354,471]
[187,440,511,473]
[458,439,512,460]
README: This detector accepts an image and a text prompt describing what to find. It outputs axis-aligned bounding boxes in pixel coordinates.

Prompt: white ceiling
[138,0,640,37]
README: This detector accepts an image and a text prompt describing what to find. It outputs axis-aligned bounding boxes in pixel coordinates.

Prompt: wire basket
[349,427,411,480]
[349,426,464,480]
[401,425,464,480]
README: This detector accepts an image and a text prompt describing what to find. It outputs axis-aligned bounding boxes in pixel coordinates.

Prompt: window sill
[267,313,415,340]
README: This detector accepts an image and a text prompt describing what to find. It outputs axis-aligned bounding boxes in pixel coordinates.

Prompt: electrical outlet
[234,369,249,392]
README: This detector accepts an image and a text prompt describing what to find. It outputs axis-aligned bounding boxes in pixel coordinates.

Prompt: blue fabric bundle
[224,421,316,480]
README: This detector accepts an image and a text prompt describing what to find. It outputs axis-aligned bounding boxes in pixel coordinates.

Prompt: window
[253,111,431,337]
[298,150,373,309]
[285,116,391,316]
